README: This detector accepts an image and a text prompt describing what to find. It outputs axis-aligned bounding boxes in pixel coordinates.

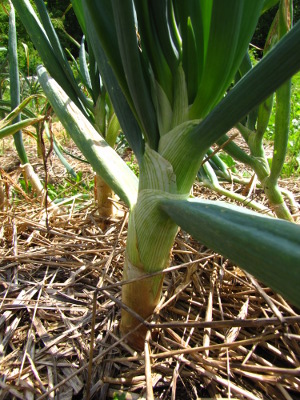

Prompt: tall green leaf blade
[238,52,259,131]
[269,0,292,183]
[65,47,94,101]
[79,36,92,95]
[173,1,213,104]
[33,0,91,111]
[167,1,182,59]
[112,0,159,149]
[196,0,213,65]
[83,1,144,161]
[8,3,28,164]
[262,0,280,14]
[70,0,86,35]
[193,19,300,146]
[71,1,100,100]
[8,4,19,116]
[176,0,211,103]
[149,0,179,74]
[44,122,77,179]
[153,20,300,197]
[160,198,300,308]
[86,40,101,102]
[84,0,127,98]
[172,0,192,97]
[190,0,263,118]
[163,19,300,193]
[184,17,198,103]
[37,66,138,209]
[232,1,264,66]
[134,0,173,103]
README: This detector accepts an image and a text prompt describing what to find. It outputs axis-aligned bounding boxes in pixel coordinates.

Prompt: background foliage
[252,0,300,56]
[0,0,81,75]
[1,0,299,77]
[1,1,299,178]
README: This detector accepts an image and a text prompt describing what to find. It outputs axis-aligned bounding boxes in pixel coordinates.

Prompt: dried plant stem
[203,265,217,357]
[86,291,97,400]
[94,173,116,224]
[144,331,154,400]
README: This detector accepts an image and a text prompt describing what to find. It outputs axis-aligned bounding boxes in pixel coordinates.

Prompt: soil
[0,126,300,400]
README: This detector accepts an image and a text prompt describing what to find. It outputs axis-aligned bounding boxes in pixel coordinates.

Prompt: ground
[0,126,300,399]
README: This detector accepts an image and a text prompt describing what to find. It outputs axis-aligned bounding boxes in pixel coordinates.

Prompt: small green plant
[47,176,92,205]
[19,177,32,193]
[126,154,139,177]
[112,392,126,400]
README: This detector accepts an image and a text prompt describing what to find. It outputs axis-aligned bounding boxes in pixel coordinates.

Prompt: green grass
[15,170,93,209]
[47,171,93,202]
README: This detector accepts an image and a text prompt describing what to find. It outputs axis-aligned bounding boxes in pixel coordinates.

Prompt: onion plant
[16,0,300,349]
[8,2,45,199]
[8,1,28,165]
[0,96,44,139]
[11,0,123,219]
[7,2,63,205]
[212,0,298,221]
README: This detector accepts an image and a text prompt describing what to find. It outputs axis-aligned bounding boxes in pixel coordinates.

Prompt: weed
[126,154,139,177]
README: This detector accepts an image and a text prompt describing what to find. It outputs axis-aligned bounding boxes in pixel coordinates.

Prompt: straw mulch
[0,135,300,400]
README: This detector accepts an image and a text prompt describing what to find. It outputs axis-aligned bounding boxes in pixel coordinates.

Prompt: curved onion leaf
[0,117,44,140]
[37,66,138,209]
[160,198,300,308]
